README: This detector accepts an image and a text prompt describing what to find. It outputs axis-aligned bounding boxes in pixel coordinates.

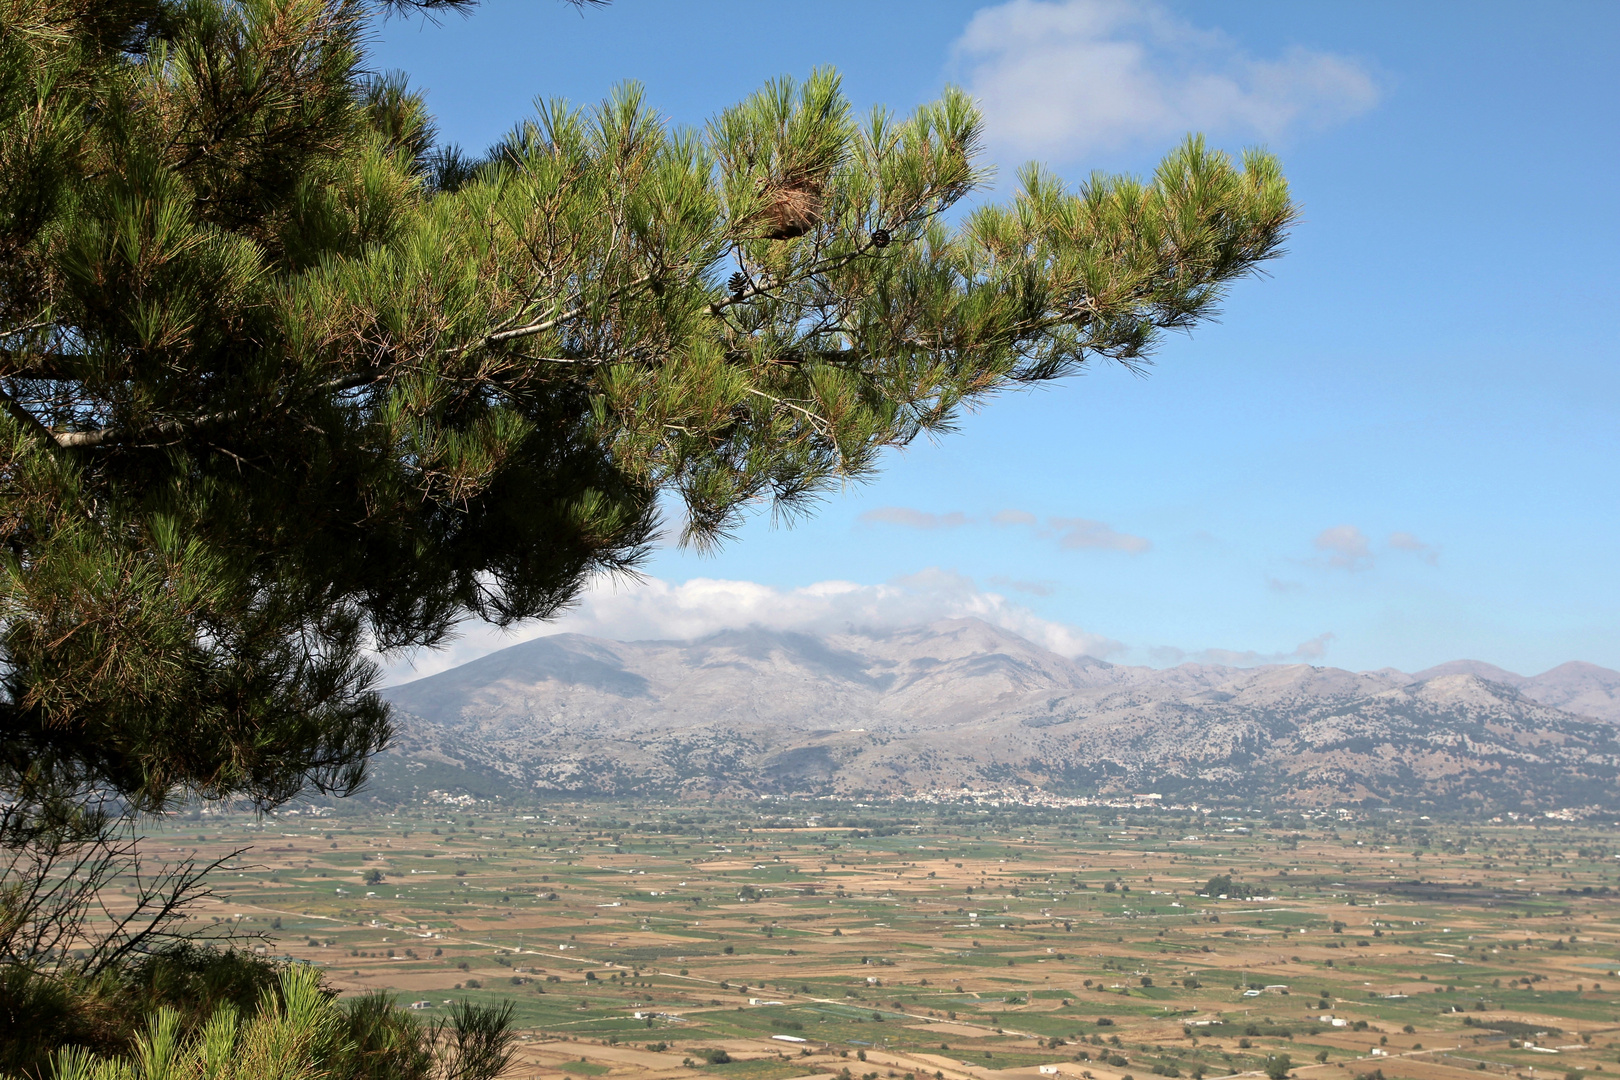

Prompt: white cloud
[988,574,1058,597]
[1388,530,1439,565]
[381,568,1123,684]
[859,506,971,529]
[1151,631,1334,667]
[379,567,1341,683]
[1310,525,1437,571]
[1292,631,1335,661]
[992,507,1152,553]
[1314,524,1373,570]
[858,506,1149,554]
[1049,516,1152,553]
[952,0,1380,160]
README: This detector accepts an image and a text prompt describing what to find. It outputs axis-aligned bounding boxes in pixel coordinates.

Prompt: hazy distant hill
[1409,659,1620,723]
[373,619,1620,811]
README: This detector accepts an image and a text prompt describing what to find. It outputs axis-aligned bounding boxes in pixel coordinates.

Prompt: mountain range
[373,619,1620,811]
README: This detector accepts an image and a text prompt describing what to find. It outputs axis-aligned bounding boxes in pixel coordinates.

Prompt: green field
[133,799,1620,1080]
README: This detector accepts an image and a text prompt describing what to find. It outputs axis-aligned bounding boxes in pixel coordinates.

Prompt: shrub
[0,944,286,1076]
[27,967,517,1080]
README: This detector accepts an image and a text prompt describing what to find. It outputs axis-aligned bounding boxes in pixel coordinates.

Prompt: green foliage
[0,0,1293,842]
[0,942,281,1074]
[0,962,114,1075]
[45,963,348,1080]
[333,991,437,1080]
[118,945,288,1031]
[1,955,516,1080]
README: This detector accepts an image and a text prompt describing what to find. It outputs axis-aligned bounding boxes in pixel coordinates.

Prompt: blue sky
[373,1,1619,679]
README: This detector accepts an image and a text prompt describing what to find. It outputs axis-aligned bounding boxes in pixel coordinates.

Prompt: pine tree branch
[707,238,886,318]
[84,845,252,976]
[492,234,891,345]
[744,387,833,436]
[0,319,53,339]
[516,354,612,366]
[36,373,383,450]
[485,275,654,345]
[0,384,63,449]
[50,415,222,449]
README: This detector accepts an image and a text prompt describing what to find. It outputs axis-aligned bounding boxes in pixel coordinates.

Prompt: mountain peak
[1520,660,1620,723]
[1411,659,1526,686]
[1533,660,1620,680]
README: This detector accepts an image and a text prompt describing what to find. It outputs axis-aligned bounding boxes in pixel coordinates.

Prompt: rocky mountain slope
[374,619,1620,811]
[1408,659,1620,723]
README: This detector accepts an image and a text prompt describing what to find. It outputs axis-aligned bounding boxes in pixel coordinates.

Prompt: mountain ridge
[374,618,1620,810]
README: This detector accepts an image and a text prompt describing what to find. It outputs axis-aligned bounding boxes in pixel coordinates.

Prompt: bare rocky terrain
[374,618,1620,810]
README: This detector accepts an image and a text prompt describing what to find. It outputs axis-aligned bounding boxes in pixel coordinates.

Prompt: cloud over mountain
[382,570,1125,683]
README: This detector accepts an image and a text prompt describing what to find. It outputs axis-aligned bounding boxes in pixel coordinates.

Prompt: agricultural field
[146,802,1620,1080]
